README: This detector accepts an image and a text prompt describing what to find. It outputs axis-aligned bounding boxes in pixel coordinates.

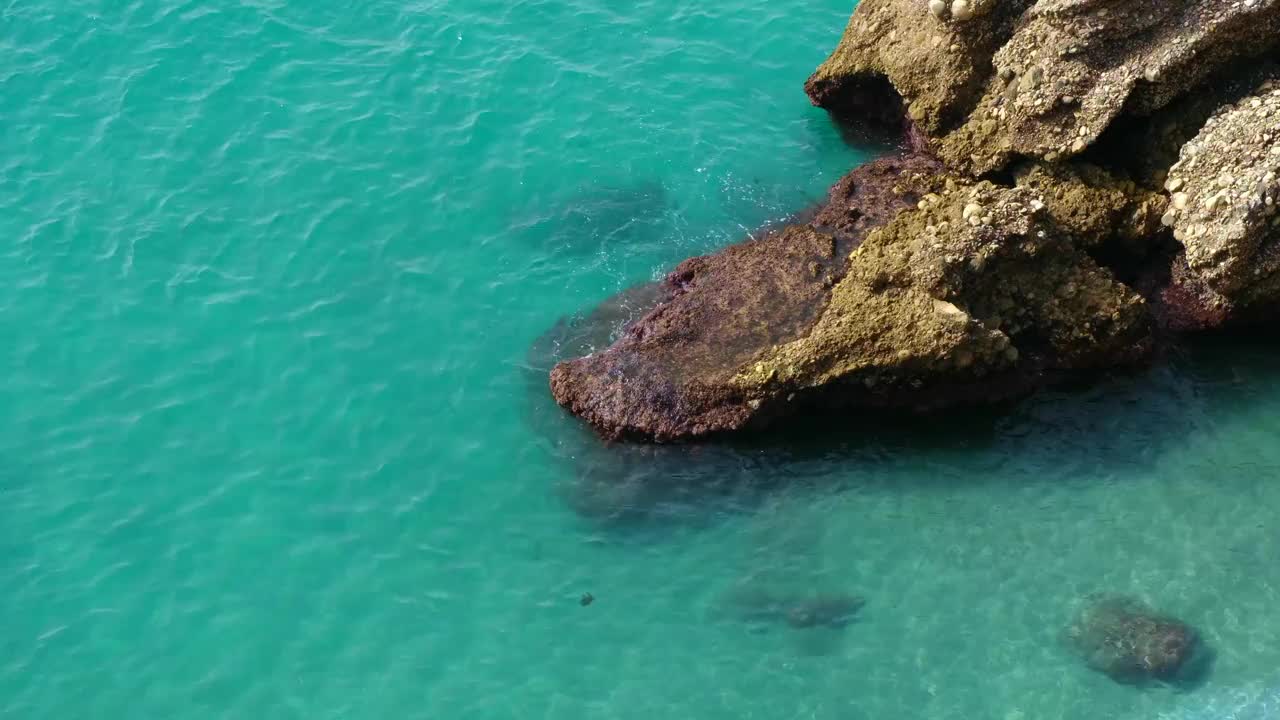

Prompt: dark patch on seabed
[512,180,671,257]
[525,282,1280,528]
[717,585,865,630]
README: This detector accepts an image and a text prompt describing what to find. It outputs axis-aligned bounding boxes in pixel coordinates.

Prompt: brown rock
[546,0,1280,443]
[550,158,1152,441]
[806,0,1280,175]
[550,155,941,441]
[806,0,1034,139]
[1140,251,1235,332]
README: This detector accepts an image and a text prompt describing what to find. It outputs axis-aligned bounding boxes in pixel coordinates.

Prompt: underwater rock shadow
[523,280,1280,528]
[510,179,672,259]
[716,585,865,628]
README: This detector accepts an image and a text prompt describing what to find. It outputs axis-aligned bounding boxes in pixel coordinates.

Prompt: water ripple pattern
[3,1,1280,719]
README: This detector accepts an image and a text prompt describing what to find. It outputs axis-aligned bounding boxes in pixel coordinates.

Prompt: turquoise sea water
[5,1,1280,718]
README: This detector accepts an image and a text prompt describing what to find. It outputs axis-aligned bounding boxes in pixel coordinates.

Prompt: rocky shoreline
[548,0,1280,442]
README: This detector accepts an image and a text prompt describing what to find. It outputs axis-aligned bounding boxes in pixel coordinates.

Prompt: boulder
[549,155,939,441]
[736,180,1151,395]
[544,0,1280,442]
[1066,596,1204,685]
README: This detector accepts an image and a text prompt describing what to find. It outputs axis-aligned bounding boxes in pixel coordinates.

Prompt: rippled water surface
[5,2,1280,718]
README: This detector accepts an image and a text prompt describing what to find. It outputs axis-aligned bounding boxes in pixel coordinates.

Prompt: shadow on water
[510,179,671,258]
[801,74,913,159]
[805,109,901,158]
[524,280,1280,531]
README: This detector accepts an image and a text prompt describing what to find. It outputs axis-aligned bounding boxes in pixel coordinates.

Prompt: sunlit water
[4,2,1280,718]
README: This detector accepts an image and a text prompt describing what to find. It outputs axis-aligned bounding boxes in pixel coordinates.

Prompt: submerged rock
[526,281,669,377]
[779,594,866,629]
[1066,596,1205,686]
[1155,681,1280,720]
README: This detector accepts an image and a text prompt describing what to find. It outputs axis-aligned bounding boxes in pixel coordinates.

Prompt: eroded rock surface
[1013,162,1165,253]
[1163,79,1280,313]
[547,0,1280,442]
[809,0,1280,175]
[551,159,1151,440]
[551,156,941,440]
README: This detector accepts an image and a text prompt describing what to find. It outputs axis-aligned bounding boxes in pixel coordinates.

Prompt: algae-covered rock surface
[548,0,1280,442]
[550,155,942,441]
[551,159,1151,440]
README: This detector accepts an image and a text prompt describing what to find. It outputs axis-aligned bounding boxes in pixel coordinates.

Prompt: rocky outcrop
[550,155,943,441]
[551,157,1152,441]
[546,0,1280,442]
[1066,596,1205,685]
[803,2,1280,325]
[809,0,1280,175]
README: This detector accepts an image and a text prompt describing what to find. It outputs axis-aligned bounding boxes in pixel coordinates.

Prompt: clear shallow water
[4,1,1280,718]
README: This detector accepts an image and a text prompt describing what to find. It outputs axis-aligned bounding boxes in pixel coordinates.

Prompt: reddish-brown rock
[550,156,1152,441]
